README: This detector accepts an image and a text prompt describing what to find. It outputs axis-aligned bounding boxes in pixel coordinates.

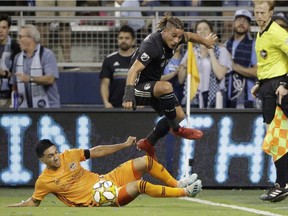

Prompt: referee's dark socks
[275,153,288,188]
[147,117,170,146]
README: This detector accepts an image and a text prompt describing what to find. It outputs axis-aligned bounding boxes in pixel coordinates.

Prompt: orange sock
[117,185,136,206]
[137,180,186,197]
[145,156,178,187]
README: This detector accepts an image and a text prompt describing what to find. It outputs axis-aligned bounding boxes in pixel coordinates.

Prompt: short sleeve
[136,42,158,67]
[218,46,232,71]
[41,49,59,79]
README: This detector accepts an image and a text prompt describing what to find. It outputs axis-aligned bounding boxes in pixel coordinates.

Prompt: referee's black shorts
[258,75,288,124]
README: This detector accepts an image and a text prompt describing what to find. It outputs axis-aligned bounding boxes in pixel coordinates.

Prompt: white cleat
[178,173,198,188]
[185,179,202,197]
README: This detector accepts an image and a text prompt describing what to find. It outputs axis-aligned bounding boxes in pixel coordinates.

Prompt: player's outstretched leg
[135,180,202,198]
[170,127,203,140]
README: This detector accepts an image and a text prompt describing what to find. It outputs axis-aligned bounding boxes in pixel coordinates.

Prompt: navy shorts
[135,81,180,115]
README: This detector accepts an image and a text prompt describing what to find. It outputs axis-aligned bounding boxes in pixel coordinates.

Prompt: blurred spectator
[0,14,21,108]
[272,12,288,32]
[225,9,257,108]
[223,0,252,6]
[169,0,202,17]
[0,1,18,16]
[15,1,36,16]
[99,25,135,108]
[178,20,232,108]
[161,45,185,103]
[35,0,79,71]
[275,0,288,6]
[140,0,163,36]
[115,0,145,39]
[222,0,252,43]
[76,0,111,26]
[140,0,162,16]
[10,24,60,108]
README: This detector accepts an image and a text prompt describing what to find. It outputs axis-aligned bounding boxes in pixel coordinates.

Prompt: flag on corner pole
[187,42,200,101]
[186,42,200,128]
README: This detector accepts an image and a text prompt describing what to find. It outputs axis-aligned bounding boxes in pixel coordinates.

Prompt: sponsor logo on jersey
[140,52,150,61]
[69,162,77,171]
[144,83,151,90]
[113,61,120,66]
[260,49,267,59]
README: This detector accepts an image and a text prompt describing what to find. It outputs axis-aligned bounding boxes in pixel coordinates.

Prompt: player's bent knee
[155,81,173,95]
[132,156,149,172]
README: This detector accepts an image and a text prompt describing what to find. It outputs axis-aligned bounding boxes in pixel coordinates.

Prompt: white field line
[179,197,283,216]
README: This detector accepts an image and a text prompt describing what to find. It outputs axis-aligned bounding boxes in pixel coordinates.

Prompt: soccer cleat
[178,173,198,188]
[136,138,156,160]
[170,127,203,140]
[185,179,202,197]
[260,183,288,202]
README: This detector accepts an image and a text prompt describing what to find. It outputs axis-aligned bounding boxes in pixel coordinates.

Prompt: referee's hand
[276,85,288,105]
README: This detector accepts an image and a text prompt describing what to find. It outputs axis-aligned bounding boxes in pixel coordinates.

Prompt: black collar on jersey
[259,19,273,37]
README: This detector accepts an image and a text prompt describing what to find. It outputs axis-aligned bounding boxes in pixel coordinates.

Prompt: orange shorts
[103,159,141,187]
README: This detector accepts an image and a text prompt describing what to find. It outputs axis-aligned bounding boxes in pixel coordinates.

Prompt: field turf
[1,188,288,216]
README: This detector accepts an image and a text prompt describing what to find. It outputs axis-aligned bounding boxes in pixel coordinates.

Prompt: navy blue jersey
[131,30,185,84]
[99,51,133,107]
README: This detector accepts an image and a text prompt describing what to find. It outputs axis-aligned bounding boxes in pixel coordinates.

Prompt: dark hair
[157,12,184,30]
[36,139,55,158]
[195,20,214,33]
[119,25,135,39]
[0,14,11,28]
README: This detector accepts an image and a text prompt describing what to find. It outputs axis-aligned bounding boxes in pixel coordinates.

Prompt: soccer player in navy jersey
[122,13,218,159]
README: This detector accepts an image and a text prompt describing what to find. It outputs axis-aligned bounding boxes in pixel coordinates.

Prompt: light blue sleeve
[251,40,257,66]
[41,48,59,79]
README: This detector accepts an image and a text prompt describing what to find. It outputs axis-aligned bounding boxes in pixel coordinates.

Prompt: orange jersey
[32,149,100,207]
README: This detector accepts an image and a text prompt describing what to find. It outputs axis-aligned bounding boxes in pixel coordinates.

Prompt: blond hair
[252,0,275,11]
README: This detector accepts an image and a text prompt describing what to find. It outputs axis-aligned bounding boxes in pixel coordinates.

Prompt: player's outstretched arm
[185,32,218,49]
[89,136,137,158]
[6,197,41,207]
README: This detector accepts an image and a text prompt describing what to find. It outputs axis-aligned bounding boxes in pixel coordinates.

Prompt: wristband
[123,85,136,110]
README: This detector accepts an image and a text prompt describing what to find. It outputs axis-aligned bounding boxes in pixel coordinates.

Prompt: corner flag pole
[184,42,193,178]
[186,42,193,128]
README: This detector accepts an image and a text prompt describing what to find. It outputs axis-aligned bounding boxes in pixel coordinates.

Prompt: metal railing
[1,6,287,70]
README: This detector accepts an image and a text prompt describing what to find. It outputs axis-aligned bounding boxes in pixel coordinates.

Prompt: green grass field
[1,188,288,216]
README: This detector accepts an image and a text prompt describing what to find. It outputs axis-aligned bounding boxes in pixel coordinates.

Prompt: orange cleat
[136,138,157,160]
[170,127,203,140]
